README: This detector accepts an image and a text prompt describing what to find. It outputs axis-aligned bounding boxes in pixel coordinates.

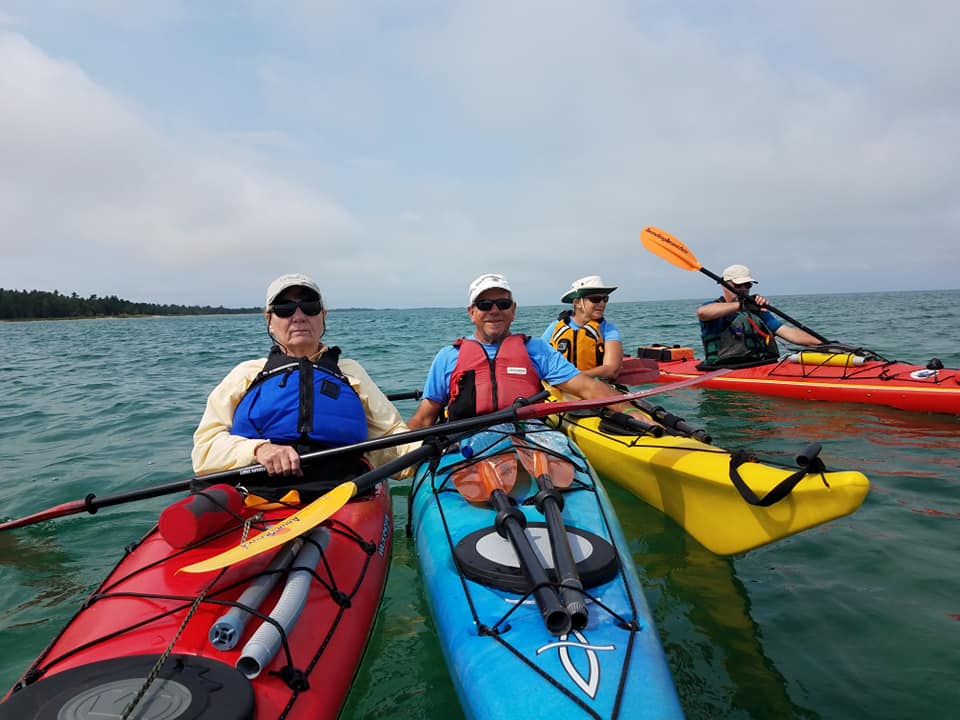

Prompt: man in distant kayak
[696,264,820,367]
[407,272,631,428]
[542,274,624,381]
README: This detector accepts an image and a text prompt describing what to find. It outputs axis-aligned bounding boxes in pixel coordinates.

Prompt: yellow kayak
[549,403,869,555]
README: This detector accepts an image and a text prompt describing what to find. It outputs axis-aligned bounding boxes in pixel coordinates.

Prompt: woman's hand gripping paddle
[179,440,442,574]
[640,226,829,343]
[514,440,587,631]
[452,454,572,636]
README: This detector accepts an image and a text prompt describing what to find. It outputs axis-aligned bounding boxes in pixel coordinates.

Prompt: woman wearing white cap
[696,264,820,367]
[191,273,414,500]
[542,275,624,382]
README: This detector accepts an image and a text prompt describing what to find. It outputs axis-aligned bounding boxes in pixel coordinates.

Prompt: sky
[1,1,958,309]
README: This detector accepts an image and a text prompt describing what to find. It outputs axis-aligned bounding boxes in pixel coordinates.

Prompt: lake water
[1,290,958,718]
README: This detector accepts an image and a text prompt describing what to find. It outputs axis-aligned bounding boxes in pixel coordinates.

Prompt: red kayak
[623,345,960,415]
[0,484,392,720]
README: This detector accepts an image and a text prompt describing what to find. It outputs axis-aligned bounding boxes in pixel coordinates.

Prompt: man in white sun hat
[696,264,820,367]
[406,272,633,428]
[542,275,623,381]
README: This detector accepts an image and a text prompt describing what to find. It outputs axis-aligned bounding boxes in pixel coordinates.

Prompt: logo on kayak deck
[536,629,615,699]
[377,513,390,556]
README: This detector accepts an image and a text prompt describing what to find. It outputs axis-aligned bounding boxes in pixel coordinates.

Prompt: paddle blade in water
[179,481,357,573]
[640,227,702,271]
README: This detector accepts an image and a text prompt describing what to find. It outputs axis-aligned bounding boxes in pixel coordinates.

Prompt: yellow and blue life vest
[548,311,605,371]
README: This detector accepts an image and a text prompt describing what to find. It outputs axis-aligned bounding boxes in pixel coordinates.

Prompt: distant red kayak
[621,346,960,415]
[0,484,392,720]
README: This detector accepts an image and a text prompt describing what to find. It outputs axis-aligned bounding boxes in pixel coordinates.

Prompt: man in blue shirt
[407,273,629,428]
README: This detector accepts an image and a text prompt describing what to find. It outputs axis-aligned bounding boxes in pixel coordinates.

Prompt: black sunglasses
[584,294,609,303]
[473,298,513,311]
[732,282,754,290]
[270,299,324,318]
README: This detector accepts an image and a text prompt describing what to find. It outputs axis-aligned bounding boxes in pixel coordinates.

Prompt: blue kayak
[409,421,683,720]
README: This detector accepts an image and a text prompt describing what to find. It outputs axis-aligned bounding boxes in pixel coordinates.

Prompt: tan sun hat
[721,265,756,285]
[265,273,323,308]
[561,275,618,303]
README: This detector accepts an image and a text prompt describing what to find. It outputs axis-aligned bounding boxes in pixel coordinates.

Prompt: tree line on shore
[0,288,259,320]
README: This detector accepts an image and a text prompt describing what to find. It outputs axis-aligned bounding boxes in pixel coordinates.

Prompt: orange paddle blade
[452,453,518,502]
[640,226,702,271]
[515,443,575,489]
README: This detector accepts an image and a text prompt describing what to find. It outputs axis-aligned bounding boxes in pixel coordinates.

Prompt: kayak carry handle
[796,442,823,468]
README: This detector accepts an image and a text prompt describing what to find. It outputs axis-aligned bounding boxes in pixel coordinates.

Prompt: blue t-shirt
[698,298,782,338]
[421,336,580,404]
[541,316,622,345]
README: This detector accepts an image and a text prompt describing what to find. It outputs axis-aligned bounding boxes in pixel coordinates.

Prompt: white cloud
[0,3,957,308]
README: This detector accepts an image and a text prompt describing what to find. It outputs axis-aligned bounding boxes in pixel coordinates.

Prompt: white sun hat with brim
[561,275,618,303]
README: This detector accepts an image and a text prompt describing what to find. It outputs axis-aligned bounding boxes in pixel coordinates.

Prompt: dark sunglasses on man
[270,299,324,318]
[584,294,609,303]
[473,298,514,311]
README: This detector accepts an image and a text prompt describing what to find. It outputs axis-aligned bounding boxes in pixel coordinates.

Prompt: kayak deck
[0,485,392,720]
[621,352,960,414]
[409,422,683,720]
[552,407,869,555]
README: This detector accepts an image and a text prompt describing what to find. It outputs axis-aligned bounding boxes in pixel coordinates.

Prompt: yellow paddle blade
[178,481,358,573]
[640,226,702,271]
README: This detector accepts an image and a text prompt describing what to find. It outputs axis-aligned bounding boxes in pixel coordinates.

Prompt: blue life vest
[232,346,368,449]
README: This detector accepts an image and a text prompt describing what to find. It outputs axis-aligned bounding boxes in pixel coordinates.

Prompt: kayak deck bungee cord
[623,345,960,415]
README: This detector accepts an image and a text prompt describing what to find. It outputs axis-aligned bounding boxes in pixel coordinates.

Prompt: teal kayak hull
[410,422,683,719]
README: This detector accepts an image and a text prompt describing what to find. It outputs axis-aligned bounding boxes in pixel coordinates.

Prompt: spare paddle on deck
[640,226,829,344]
[452,454,571,636]
[628,398,712,444]
[179,440,442,573]
[515,440,587,631]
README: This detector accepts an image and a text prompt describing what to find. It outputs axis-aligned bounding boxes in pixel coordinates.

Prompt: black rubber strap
[728,450,828,507]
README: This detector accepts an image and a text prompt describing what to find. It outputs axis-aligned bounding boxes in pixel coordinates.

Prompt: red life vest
[447,335,542,420]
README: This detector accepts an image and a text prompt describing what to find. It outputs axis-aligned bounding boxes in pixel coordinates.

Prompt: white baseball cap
[561,275,618,303]
[468,273,512,305]
[721,264,756,285]
[265,273,323,307]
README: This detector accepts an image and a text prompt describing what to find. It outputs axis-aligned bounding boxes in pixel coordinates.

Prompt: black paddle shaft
[489,489,571,636]
[532,477,588,631]
[700,267,829,343]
